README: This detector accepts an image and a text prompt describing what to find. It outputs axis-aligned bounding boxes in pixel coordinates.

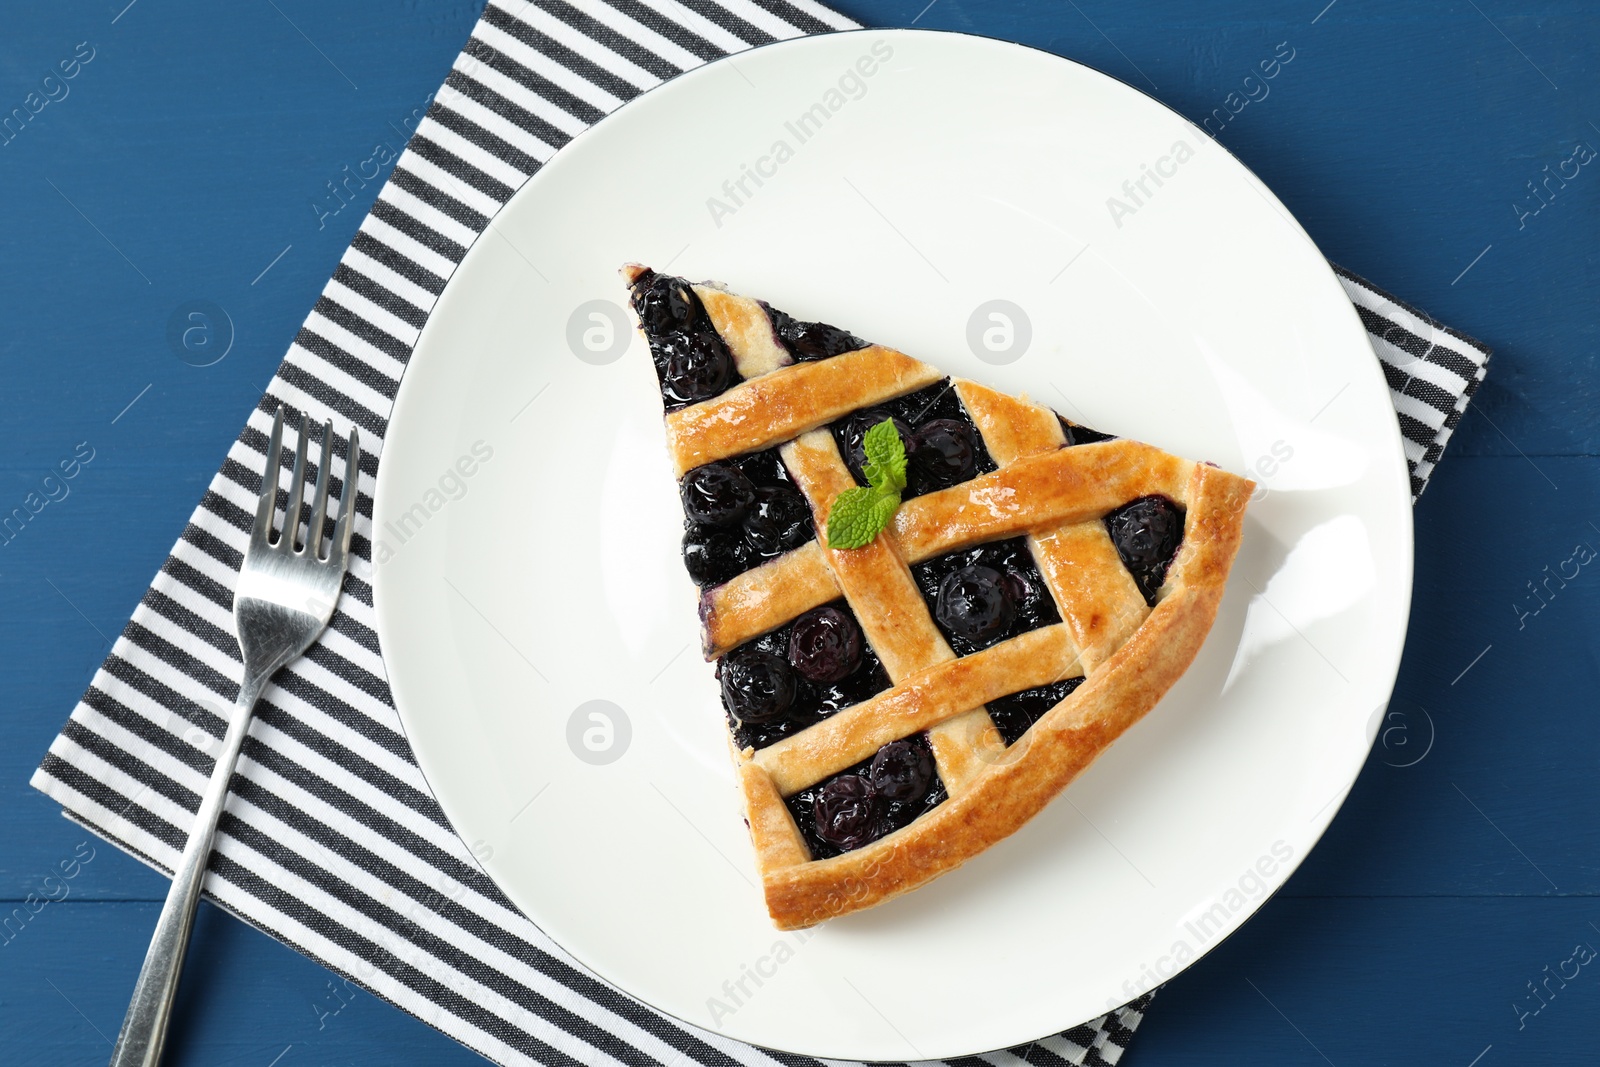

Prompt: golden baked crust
[694,285,792,380]
[624,265,1253,929]
[700,542,839,659]
[760,461,1250,928]
[662,346,942,476]
[780,429,954,683]
[752,624,1076,795]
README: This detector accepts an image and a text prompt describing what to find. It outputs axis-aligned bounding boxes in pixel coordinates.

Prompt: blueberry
[935,564,1015,642]
[770,307,866,361]
[1104,495,1185,604]
[787,606,862,683]
[634,273,697,334]
[680,463,756,527]
[1002,567,1055,630]
[868,740,932,802]
[812,774,882,851]
[840,409,913,485]
[682,524,748,587]
[743,485,813,557]
[817,656,891,713]
[660,332,732,406]
[987,677,1084,746]
[909,418,976,492]
[1105,495,1183,568]
[719,648,796,725]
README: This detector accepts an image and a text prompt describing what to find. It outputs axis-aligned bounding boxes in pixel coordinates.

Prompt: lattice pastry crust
[624,265,1253,929]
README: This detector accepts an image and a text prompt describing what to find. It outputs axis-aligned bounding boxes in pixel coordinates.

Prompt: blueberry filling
[1057,414,1116,447]
[1104,494,1185,606]
[786,604,862,683]
[680,463,755,527]
[936,565,1014,643]
[912,536,1061,656]
[633,270,696,333]
[869,738,934,801]
[682,525,748,587]
[986,677,1085,747]
[718,600,892,752]
[785,733,947,859]
[678,449,815,588]
[630,271,736,412]
[808,774,878,851]
[742,486,812,558]
[719,650,795,725]
[830,380,998,498]
[909,419,979,491]
[764,303,867,361]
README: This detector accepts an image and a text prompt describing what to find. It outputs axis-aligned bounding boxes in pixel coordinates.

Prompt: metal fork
[109,406,360,1067]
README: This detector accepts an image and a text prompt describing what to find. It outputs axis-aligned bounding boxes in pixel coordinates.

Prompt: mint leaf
[828,418,909,549]
[860,418,907,494]
[826,486,901,550]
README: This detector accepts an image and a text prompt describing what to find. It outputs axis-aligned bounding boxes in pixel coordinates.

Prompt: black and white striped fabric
[30,3,1489,1065]
[1331,265,1491,500]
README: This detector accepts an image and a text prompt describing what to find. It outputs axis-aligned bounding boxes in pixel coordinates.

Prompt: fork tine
[255,406,285,544]
[330,427,360,567]
[306,419,334,559]
[283,413,310,550]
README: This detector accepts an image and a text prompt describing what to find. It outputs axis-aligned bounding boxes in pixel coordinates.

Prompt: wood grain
[2,0,1597,1063]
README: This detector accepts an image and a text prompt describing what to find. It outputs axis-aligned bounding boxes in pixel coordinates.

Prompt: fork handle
[109,674,269,1067]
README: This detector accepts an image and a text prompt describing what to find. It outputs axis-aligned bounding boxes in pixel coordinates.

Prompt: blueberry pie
[625,265,1254,929]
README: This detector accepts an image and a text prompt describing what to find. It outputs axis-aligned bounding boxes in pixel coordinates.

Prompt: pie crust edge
[623,264,1256,929]
[756,461,1251,929]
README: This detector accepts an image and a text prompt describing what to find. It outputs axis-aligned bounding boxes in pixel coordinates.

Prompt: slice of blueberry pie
[625,264,1254,929]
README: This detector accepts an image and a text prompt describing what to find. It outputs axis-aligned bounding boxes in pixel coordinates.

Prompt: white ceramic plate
[372,28,1411,1060]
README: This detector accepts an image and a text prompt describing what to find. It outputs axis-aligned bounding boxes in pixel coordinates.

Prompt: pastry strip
[694,285,792,381]
[663,346,942,476]
[627,269,1258,929]
[891,440,1194,563]
[702,439,1194,655]
[762,458,1252,928]
[752,624,1078,795]
[956,379,1152,672]
[700,542,840,659]
[780,429,954,683]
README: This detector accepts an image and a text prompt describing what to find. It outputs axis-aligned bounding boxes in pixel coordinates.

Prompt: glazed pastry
[625,265,1253,929]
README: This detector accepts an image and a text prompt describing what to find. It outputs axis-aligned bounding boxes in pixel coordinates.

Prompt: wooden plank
[1,900,484,1065]
[1135,896,1600,1065]
[3,0,1598,1062]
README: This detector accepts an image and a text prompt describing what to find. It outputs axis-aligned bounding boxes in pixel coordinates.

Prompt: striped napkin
[31,3,1492,1066]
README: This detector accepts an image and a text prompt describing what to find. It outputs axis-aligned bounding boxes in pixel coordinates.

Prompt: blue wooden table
[4,1,1596,1063]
